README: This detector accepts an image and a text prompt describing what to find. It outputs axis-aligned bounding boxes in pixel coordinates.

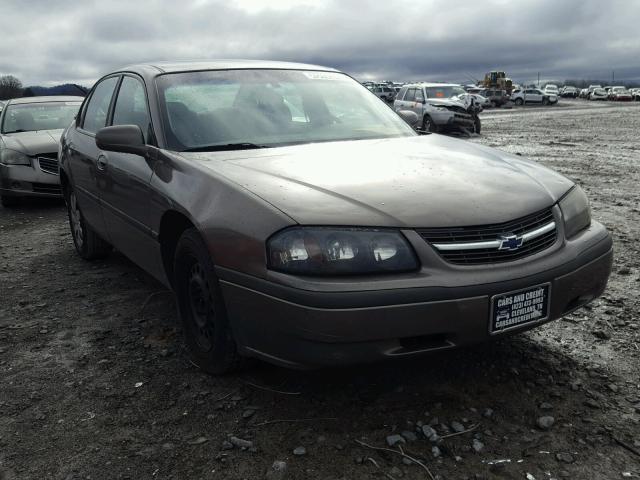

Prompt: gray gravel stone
[451,421,465,433]
[293,446,307,456]
[229,436,253,449]
[472,439,484,453]
[536,416,555,430]
[556,452,575,463]
[421,425,439,442]
[401,430,417,442]
[386,434,406,447]
[432,445,442,457]
[265,460,288,480]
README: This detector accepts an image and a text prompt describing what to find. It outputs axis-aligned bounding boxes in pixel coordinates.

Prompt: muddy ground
[0,100,639,480]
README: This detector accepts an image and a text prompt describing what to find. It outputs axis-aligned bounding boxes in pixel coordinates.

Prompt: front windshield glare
[156,69,416,151]
[1,102,81,134]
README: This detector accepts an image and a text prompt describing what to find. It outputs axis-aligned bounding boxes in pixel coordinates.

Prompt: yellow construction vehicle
[481,71,513,95]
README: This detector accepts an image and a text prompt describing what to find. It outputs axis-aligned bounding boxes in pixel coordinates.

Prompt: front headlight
[429,104,447,111]
[268,227,419,275]
[0,149,31,166]
[559,186,591,239]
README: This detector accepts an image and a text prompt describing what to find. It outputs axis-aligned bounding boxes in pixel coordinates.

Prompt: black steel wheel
[66,184,111,260]
[174,228,243,374]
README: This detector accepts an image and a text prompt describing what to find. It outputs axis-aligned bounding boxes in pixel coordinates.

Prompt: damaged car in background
[59,61,612,373]
[394,83,481,133]
[0,96,83,207]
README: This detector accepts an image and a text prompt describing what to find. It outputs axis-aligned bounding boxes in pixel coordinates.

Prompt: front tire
[473,116,481,134]
[0,195,20,208]
[422,115,437,133]
[66,185,111,260]
[174,228,243,375]
[515,98,524,106]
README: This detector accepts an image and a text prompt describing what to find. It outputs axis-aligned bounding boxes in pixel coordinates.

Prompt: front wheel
[174,228,243,375]
[66,185,111,260]
[515,98,524,106]
[422,115,437,133]
[473,116,481,134]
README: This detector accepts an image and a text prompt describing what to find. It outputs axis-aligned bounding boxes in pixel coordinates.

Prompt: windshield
[156,69,415,151]
[1,101,81,134]
[424,86,466,99]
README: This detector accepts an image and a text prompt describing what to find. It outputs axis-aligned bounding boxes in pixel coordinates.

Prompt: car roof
[403,83,462,88]
[116,60,339,78]
[5,95,85,106]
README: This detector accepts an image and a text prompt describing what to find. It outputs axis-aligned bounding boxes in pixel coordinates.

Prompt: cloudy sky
[2,0,639,87]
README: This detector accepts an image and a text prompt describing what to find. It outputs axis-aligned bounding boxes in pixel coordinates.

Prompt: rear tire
[66,185,112,260]
[0,195,20,208]
[542,97,550,106]
[174,228,243,375]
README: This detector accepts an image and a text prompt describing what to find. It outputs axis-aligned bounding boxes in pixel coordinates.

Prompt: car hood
[0,129,63,156]
[181,135,574,228]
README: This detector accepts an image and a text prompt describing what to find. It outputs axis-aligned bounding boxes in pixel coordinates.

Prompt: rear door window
[82,76,119,134]
[112,76,152,143]
[404,88,416,102]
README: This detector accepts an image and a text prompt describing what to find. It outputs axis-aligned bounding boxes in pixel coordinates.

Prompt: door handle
[97,155,108,171]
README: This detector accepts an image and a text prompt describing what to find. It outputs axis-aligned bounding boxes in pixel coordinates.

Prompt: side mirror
[397,110,420,128]
[96,125,147,156]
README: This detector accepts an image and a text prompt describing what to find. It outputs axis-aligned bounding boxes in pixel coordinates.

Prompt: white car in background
[544,84,560,97]
[511,88,557,105]
[589,88,608,100]
[461,93,491,108]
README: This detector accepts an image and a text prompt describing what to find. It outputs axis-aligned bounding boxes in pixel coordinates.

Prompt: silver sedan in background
[0,96,83,207]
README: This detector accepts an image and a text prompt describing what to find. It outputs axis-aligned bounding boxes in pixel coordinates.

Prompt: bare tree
[0,75,23,100]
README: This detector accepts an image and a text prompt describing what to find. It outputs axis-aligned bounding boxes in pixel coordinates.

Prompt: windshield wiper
[2,129,27,134]
[182,142,269,152]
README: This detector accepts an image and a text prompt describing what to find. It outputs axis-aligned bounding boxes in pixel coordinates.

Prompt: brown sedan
[59,61,613,373]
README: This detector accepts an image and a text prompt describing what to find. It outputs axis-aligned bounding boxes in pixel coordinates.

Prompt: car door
[413,87,426,116]
[67,75,120,237]
[97,74,164,280]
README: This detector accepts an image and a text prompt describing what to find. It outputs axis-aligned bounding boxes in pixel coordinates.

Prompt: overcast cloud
[2,0,640,87]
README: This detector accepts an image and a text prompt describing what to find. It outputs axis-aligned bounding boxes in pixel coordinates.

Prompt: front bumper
[0,163,61,198]
[431,109,474,130]
[218,221,613,369]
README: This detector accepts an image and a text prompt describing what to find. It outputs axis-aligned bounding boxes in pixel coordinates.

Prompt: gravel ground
[1,100,639,480]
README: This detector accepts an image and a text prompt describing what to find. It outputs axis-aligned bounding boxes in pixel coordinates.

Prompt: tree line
[0,75,23,100]
[0,75,89,101]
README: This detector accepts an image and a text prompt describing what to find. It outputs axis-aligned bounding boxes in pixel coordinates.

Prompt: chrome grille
[37,155,59,175]
[417,208,557,265]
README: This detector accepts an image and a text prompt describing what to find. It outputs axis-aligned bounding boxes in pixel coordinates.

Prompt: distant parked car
[586,85,602,99]
[394,83,479,133]
[589,88,608,101]
[0,101,5,113]
[465,93,491,108]
[0,96,83,207]
[631,88,640,101]
[543,84,560,97]
[482,89,509,107]
[560,86,579,98]
[371,85,396,102]
[511,88,557,106]
[608,86,633,101]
